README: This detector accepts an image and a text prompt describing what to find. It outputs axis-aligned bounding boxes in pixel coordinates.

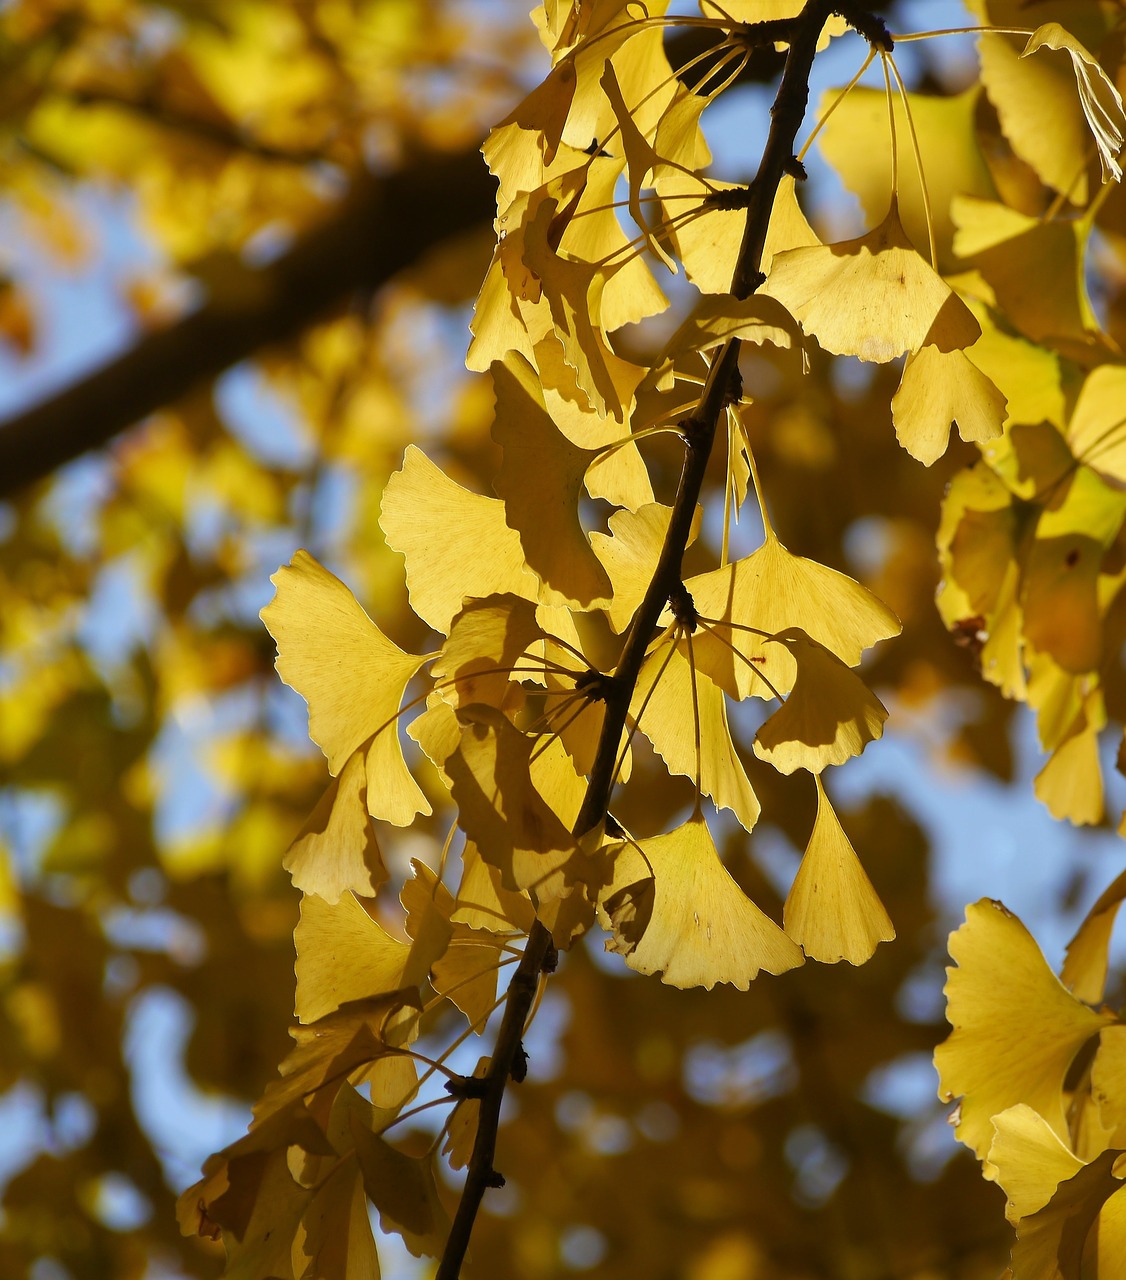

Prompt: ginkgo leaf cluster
[163,0,1126,1275]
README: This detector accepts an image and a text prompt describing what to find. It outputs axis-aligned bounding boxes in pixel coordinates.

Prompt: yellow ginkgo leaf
[432,929,506,1026]
[1034,700,1105,826]
[380,445,539,636]
[430,594,544,710]
[1021,23,1126,183]
[1067,365,1126,488]
[987,1103,1086,1224]
[294,891,432,1024]
[753,629,887,775]
[891,343,1006,466]
[1092,1026,1126,1148]
[452,842,536,934]
[762,201,980,362]
[492,351,613,609]
[592,502,700,633]
[976,29,1094,206]
[658,293,799,365]
[260,550,431,826]
[631,639,760,832]
[686,529,901,700]
[601,61,676,272]
[296,1158,380,1280]
[1009,1151,1126,1280]
[935,461,1028,699]
[598,808,803,989]
[531,336,654,511]
[784,776,894,964]
[553,151,668,333]
[282,750,387,903]
[1062,869,1126,1004]
[520,196,623,418]
[445,703,584,902]
[352,1124,450,1260]
[401,861,506,1026]
[1022,466,1126,674]
[482,60,578,205]
[654,171,742,295]
[818,86,995,271]
[934,898,1114,1162]
[951,195,1101,350]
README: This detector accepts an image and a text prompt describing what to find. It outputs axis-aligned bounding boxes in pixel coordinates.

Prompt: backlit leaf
[598,809,803,989]
[762,201,980,362]
[752,629,887,775]
[261,551,430,826]
[934,899,1114,1162]
[784,776,894,964]
[380,445,539,636]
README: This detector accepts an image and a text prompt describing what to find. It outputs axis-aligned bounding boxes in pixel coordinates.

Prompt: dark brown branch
[0,148,497,498]
[435,3,838,1276]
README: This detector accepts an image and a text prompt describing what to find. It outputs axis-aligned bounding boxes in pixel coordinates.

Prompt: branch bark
[436,1,844,1274]
[0,148,497,498]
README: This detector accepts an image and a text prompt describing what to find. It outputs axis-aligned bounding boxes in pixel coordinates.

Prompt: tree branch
[0,148,497,498]
[435,2,842,1275]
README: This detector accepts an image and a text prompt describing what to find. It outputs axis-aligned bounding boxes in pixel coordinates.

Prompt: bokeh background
[1,1,1124,1276]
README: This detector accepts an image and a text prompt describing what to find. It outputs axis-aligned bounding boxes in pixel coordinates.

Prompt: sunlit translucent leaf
[1009,1150,1126,1280]
[213,1147,309,1280]
[934,899,1114,1162]
[1062,869,1126,1003]
[987,1103,1085,1224]
[445,703,583,901]
[294,1158,380,1280]
[891,344,1006,465]
[784,776,893,964]
[352,1124,449,1259]
[655,171,742,294]
[294,888,447,1023]
[976,28,1095,205]
[631,639,760,832]
[432,928,506,1026]
[283,752,387,903]
[532,339,654,512]
[178,996,418,1255]
[1021,23,1126,183]
[818,86,995,270]
[1023,467,1126,674]
[936,461,1027,698]
[261,551,430,826]
[685,528,901,700]
[598,809,803,989]
[483,60,579,205]
[380,445,539,636]
[493,352,613,608]
[452,842,536,934]
[1067,365,1126,488]
[659,294,799,364]
[1034,695,1105,826]
[554,152,668,333]
[968,304,1065,431]
[430,594,544,710]
[1092,1027,1126,1147]
[753,629,887,775]
[592,502,698,633]
[762,201,980,362]
[951,196,1101,351]
[520,196,624,418]
[601,60,676,272]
